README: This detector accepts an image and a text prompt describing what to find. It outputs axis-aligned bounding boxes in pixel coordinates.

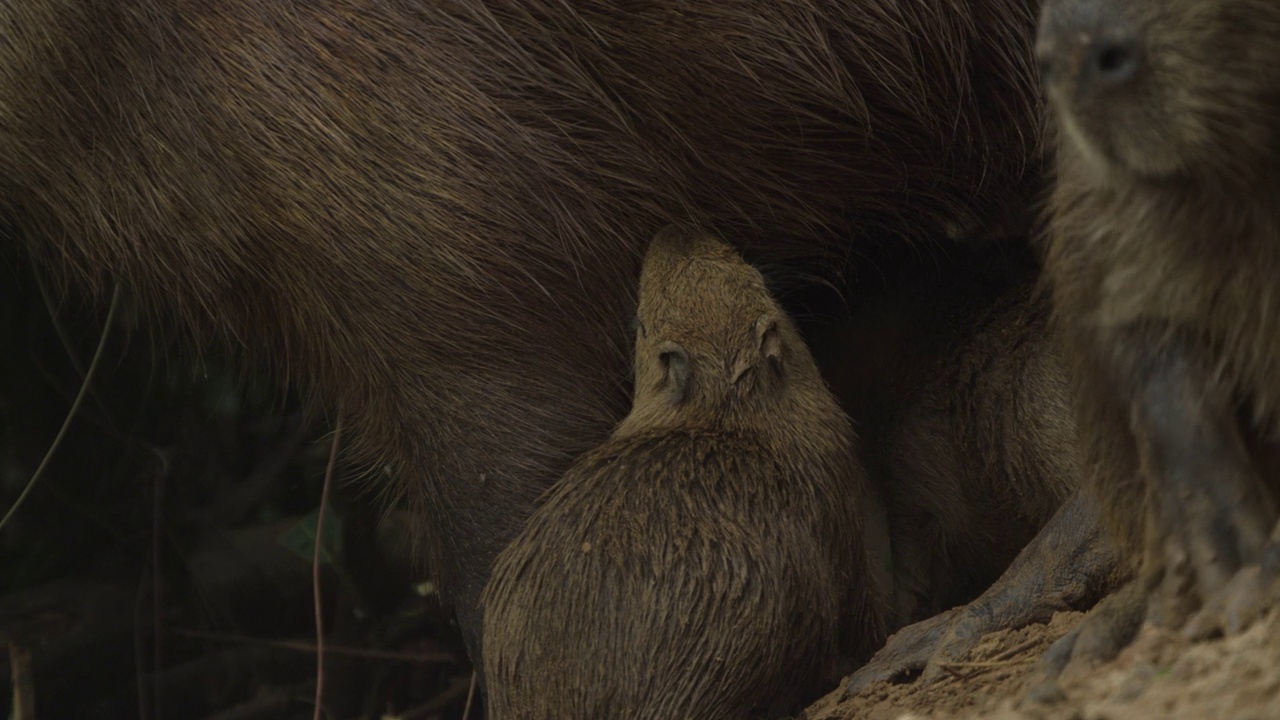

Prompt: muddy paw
[842,600,1048,698]
[1039,579,1146,681]
[912,605,1016,685]
[841,607,960,698]
[844,491,1121,698]
[1184,541,1280,640]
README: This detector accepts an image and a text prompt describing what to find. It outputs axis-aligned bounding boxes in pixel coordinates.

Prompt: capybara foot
[841,606,961,696]
[1038,579,1147,682]
[1184,536,1280,640]
[844,492,1121,697]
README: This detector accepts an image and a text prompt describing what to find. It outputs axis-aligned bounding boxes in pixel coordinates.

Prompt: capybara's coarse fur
[480,225,887,720]
[0,0,1043,663]
[1037,0,1280,641]
[808,245,1081,630]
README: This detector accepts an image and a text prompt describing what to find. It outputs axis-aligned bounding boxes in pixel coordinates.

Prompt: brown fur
[480,225,885,720]
[810,246,1080,629]
[0,0,1043,663]
[1037,0,1280,622]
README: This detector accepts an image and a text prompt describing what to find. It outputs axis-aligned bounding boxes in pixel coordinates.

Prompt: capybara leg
[1124,342,1276,629]
[1033,335,1280,685]
[842,491,1122,697]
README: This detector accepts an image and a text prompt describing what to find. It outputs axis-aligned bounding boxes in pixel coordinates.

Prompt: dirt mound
[809,610,1280,720]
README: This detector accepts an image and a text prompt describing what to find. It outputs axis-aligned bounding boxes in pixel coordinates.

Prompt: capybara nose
[1036,0,1142,92]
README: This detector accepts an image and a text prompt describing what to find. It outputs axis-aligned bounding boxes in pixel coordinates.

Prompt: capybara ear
[658,341,691,403]
[757,314,782,375]
[730,314,782,387]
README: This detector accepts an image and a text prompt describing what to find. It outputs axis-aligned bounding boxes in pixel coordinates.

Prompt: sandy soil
[805,609,1280,720]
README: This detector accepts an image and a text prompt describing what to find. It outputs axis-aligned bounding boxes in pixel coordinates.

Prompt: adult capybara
[0,0,1044,669]
[481,225,887,720]
[802,245,1122,694]
[1034,0,1280,675]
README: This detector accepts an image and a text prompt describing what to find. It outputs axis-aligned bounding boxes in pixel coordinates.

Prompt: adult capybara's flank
[0,0,1043,665]
[1036,0,1280,673]
[480,225,886,720]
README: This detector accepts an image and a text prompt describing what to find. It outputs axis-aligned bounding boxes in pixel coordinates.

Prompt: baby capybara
[843,278,1080,628]
[807,247,1121,694]
[0,0,1043,668]
[480,225,887,720]
[1036,0,1280,671]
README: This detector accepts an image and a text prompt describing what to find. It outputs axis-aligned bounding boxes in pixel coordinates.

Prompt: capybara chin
[0,0,1042,667]
[480,225,886,720]
[1036,0,1280,667]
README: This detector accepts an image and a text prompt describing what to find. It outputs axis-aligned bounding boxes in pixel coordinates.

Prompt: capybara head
[1036,0,1280,185]
[622,224,828,433]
